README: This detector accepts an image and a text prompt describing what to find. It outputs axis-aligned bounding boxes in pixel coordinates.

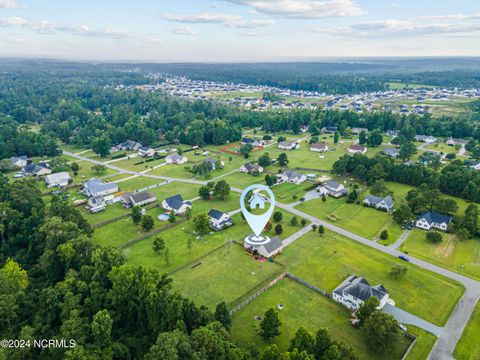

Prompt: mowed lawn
[279,231,464,326]
[406,326,438,360]
[231,278,412,360]
[400,229,480,281]
[296,195,393,240]
[271,181,315,204]
[171,244,283,309]
[454,301,480,360]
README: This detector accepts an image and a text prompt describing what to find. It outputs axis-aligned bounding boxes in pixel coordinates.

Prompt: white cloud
[159,12,275,28]
[222,0,365,19]
[166,26,197,35]
[238,29,271,36]
[0,0,21,9]
[421,13,480,21]
[0,16,27,26]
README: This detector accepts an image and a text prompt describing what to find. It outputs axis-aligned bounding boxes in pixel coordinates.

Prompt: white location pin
[240,184,275,239]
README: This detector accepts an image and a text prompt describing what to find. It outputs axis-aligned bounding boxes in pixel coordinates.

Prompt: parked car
[407,224,413,230]
[398,255,410,262]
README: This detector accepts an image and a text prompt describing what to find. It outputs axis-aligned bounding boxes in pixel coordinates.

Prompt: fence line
[285,272,331,298]
[93,203,160,228]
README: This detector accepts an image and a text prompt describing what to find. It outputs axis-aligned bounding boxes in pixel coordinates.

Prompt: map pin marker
[240,184,275,241]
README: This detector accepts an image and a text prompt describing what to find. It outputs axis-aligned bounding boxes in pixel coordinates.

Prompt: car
[299,198,305,202]
[398,255,410,262]
[407,224,413,230]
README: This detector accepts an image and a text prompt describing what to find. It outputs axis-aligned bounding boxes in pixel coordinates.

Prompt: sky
[0,0,479,61]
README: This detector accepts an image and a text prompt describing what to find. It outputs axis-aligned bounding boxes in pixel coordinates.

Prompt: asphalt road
[65,149,480,359]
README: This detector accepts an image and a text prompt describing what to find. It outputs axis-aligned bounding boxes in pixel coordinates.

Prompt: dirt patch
[434,235,456,258]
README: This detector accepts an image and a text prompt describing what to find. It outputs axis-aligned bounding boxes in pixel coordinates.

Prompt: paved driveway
[383,304,443,337]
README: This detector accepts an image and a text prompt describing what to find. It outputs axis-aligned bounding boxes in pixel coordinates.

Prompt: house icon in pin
[249,192,267,209]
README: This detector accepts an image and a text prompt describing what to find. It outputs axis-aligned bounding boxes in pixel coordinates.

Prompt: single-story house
[122,191,157,208]
[22,163,52,177]
[277,170,307,185]
[310,142,329,153]
[415,135,437,144]
[45,172,72,188]
[241,138,263,147]
[416,211,452,231]
[162,194,192,215]
[204,158,224,170]
[138,146,155,158]
[332,274,389,310]
[386,130,400,138]
[9,156,29,168]
[240,162,264,174]
[383,148,400,157]
[278,141,299,151]
[244,236,284,258]
[348,144,367,154]
[318,180,348,198]
[321,126,338,134]
[83,178,118,198]
[166,153,188,165]
[470,161,480,171]
[208,209,234,231]
[363,195,394,213]
[115,140,142,151]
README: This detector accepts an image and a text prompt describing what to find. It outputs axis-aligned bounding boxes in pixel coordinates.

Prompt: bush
[275,224,283,235]
[426,231,443,243]
[380,230,388,240]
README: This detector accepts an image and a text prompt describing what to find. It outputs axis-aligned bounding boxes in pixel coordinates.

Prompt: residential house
[115,140,142,151]
[446,138,469,146]
[278,141,299,151]
[166,153,188,165]
[383,148,400,157]
[415,135,437,144]
[122,191,157,208]
[22,162,52,177]
[239,162,264,175]
[416,211,452,231]
[470,161,480,171]
[244,236,284,258]
[318,180,348,198]
[321,126,338,134]
[45,172,72,188]
[277,170,307,185]
[351,127,368,135]
[241,138,263,147]
[137,146,155,158]
[83,179,118,199]
[162,194,192,215]
[386,130,400,138]
[9,156,28,168]
[332,274,389,310]
[204,158,224,170]
[208,209,234,231]
[363,195,394,213]
[310,142,329,153]
[348,144,367,154]
[88,196,106,213]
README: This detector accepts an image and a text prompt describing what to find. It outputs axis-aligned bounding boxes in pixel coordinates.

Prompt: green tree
[214,302,232,330]
[214,180,230,200]
[240,143,253,159]
[289,327,315,354]
[426,231,443,243]
[260,308,281,341]
[168,210,176,223]
[358,130,367,145]
[194,213,211,235]
[164,247,170,266]
[199,186,211,200]
[91,310,113,347]
[364,311,402,352]
[290,216,299,226]
[370,180,392,197]
[273,211,283,222]
[153,237,165,253]
[301,219,307,227]
[318,225,325,235]
[393,204,413,224]
[261,345,282,360]
[92,136,111,157]
[314,328,332,359]
[333,131,339,144]
[390,264,408,280]
[274,224,283,235]
[91,164,107,174]
[399,141,417,161]
[141,214,154,231]
[70,161,80,175]
[131,206,142,225]
[357,297,380,326]
[367,129,383,147]
[277,153,289,167]
[258,153,272,168]
[380,230,388,240]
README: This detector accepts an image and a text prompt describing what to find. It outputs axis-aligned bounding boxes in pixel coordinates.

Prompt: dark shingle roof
[164,194,185,210]
[208,209,225,220]
[334,275,388,302]
[131,191,155,203]
[418,211,452,225]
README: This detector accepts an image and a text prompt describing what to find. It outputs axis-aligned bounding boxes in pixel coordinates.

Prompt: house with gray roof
[115,140,142,151]
[122,191,157,208]
[162,194,191,215]
[22,162,52,177]
[204,158,224,170]
[332,274,389,310]
[9,156,28,168]
[45,172,72,188]
[83,179,118,198]
[240,162,264,174]
[383,148,400,157]
[278,140,299,150]
[318,180,348,198]
[416,211,452,231]
[166,153,187,165]
[208,209,233,231]
[277,170,307,185]
[363,195,394,213]
[244,236,284,258]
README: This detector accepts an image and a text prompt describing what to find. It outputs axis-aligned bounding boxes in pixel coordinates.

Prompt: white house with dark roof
[45,172,71,188]
[241,138,263,147]
[83,179,118,199]
[415,135,437,144]
[137,146,155,158]
[244,236,284,258]
[166,153,188,165]
[318,180,348,198]
[348,144,367,154]
[122,191,157,208]
[416,211,452,231]
[310,142,329,153]
[278,140,299,150]
[276,170,307,185]
[383,148,400,157]
[115,140,142,151]
[162,194,191,215]
[332,274,389,310]
[9,156,28,168]
[208,209,233,231]
[22,162,52,177]
[204,158,224,170]
[363,195,394,213]
[240,162,264,174]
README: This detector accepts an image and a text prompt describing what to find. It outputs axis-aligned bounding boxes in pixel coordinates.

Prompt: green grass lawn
[271,181,315,204]
[296,195,392,240]
[424,142,458,154]
[407,326,438,360]
[221,172,266,189]
[400,229,480,281]
[279,231,464,326]
[171,243,284,309]
[454,301,480,360]
[231,278,412,360]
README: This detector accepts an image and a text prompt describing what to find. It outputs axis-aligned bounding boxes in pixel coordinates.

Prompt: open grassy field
[387,82,436,90]
[271,181,315,204]
[406,326,438,360]
[295,194,393,240]
[231,278,412,360]
[423,142,458,154]
[171,243,284,309]
[454,301,480,360]
[221,171,266,189]
[279,231,464,326]
[400,229,480,281]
